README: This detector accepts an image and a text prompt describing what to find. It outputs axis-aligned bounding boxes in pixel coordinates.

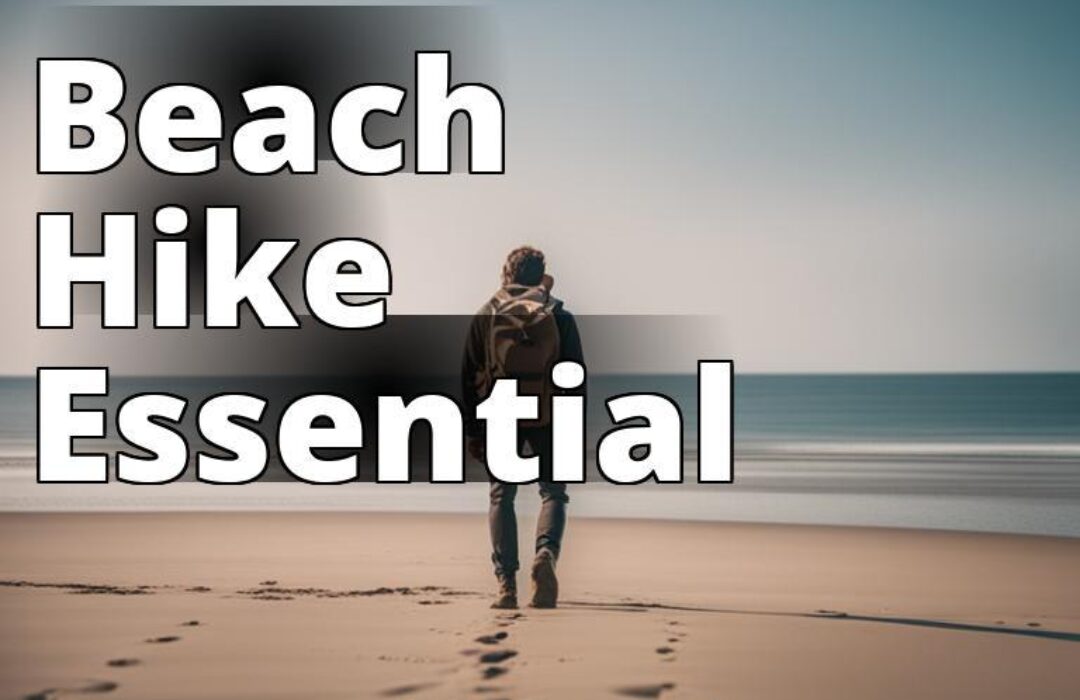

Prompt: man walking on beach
[462,246,585,609]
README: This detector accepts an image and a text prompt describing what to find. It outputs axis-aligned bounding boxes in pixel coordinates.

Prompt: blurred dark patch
[41,4,492,162]
[37,4,493,314]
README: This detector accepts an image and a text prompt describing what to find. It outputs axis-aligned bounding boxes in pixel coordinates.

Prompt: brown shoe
[490,577,518,609]
[529,548,558,609]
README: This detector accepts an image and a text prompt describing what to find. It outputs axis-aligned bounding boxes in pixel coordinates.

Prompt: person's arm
[556,308,586,396]
[461,309,490,441]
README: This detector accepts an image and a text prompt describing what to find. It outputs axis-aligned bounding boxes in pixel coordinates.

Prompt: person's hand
[467,437,486,462]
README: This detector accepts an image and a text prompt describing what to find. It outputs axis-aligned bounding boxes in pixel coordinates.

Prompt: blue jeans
[488,428,569,579]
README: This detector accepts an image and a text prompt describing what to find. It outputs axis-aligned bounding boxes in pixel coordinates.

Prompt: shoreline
[2,507,1079,542]
[2,470,1077,537]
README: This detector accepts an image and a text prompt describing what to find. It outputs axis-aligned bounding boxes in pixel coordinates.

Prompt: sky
[1,0,1078,373]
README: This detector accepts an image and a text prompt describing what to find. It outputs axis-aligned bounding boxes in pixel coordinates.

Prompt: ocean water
[2,374,1078,536]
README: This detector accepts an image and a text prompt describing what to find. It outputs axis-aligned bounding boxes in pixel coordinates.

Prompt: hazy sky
[2,0,1078,373]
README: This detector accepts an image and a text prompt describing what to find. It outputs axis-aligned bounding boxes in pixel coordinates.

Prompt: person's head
[501,246,546,287]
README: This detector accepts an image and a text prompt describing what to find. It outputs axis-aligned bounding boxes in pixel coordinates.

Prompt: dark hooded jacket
[461,283,585,439]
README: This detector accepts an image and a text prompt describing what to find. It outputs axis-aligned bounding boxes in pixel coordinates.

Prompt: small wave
[734,441,1080,463]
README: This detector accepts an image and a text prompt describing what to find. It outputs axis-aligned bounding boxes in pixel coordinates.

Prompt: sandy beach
[1,512,1077,699]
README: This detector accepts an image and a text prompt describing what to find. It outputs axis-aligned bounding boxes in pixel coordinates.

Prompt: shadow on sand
[560,600,1080,643]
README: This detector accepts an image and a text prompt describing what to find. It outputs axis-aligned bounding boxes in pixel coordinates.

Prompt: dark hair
[502,246,546,286]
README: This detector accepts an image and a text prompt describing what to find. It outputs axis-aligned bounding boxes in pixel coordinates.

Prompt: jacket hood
[491,284,562,319]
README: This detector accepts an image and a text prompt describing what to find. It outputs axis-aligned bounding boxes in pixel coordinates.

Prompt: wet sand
[1,513,1077,699]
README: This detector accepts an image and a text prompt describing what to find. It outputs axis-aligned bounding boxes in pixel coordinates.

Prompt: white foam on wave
[736,441,1080,461]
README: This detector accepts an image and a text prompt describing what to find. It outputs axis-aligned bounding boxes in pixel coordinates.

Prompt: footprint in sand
[377,682,441,697]
[180,620,201,627]
[23,680,118,699]
[460,645,518,681]
[480,666,508,680]
[475,632,509,645]
[659,623,686,662]
[105,659,140,668]
[615,682,675,698]
[145,636,181,644]
[494,612,524,628]
[479,649,517,664]
[467,625,519,681]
